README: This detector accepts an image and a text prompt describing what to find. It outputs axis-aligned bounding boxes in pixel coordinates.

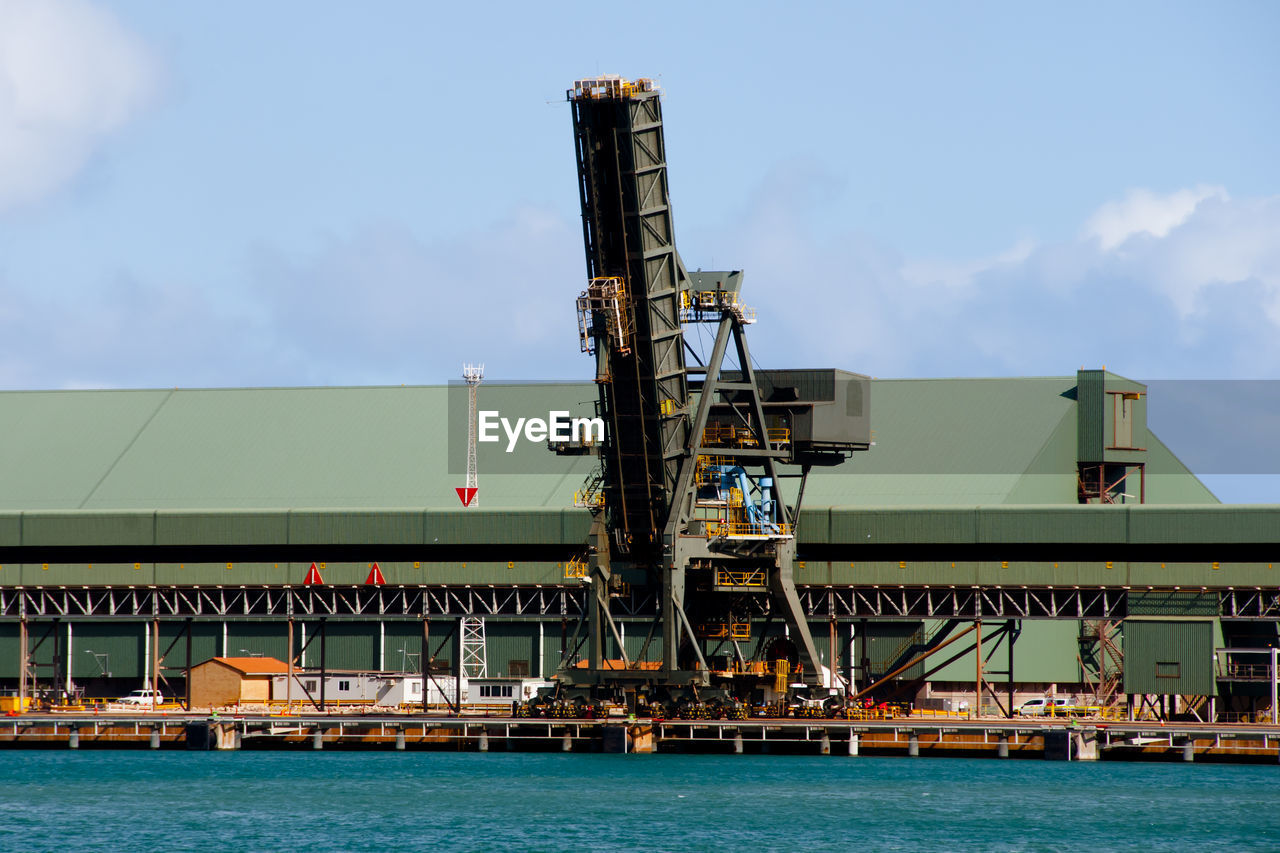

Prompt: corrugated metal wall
[382,623,425,673]
[70,623,144,680]
[1076,369,1104,461]
[1123,619,1214,696]
[483,622,538,677]
[226,622,289,663]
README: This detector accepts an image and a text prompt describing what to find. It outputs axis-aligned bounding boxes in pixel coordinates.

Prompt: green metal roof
[0,376,1216,513]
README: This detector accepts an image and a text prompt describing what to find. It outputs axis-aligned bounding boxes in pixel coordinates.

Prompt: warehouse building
[1,370,1275,720]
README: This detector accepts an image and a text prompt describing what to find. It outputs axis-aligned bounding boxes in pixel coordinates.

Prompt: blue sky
[1,1,1278,499]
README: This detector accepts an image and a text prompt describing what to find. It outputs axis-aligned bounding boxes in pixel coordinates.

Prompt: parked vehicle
[117,688,164,706]
[1018,697,1070,716]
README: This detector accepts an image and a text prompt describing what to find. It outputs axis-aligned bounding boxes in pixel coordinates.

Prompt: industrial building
[0,370,1275,719]
[2,75,1276,722]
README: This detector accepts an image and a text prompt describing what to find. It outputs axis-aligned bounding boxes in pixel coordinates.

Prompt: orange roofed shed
[188,656,290,708]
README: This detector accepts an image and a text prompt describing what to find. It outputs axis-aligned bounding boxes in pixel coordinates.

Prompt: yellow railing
[705,521,792,539]
[573,490,604,508]
[697,621,750,640]
[695,455,732,485]
[714,568,767,587]
[564,559,589,579]
[701,424,791,448]
[680,290,757,324]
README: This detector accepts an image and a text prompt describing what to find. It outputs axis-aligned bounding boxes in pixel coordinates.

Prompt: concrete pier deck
[2,713,1278,763]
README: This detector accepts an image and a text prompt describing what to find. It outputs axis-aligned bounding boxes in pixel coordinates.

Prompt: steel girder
[2,585,1276,621]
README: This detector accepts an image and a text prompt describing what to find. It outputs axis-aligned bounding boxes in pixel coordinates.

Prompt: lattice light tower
[462,363,484,508]
[460,616,489,679]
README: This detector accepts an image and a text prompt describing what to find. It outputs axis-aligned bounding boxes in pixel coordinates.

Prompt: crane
[538,76,871,719]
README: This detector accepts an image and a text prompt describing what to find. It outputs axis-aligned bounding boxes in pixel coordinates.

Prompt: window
[409,682,421,696]
[338,680,350,691]
[305,680,317,692]
[503,686,513,698]
[1155,661,1181,678]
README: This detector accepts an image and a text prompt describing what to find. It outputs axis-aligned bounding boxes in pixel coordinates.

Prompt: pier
[3,713,1278,763]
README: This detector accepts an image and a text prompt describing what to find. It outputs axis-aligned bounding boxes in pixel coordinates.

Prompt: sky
[1,1,1278,500]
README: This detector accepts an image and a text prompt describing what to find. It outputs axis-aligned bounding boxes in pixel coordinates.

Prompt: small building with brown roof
[188,656,290,708]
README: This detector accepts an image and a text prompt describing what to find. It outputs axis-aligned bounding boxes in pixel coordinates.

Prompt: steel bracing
[3,584,1276,621]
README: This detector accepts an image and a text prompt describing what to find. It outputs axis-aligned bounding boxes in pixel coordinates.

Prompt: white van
[117,688,164,706]
[1018,697,1069,716]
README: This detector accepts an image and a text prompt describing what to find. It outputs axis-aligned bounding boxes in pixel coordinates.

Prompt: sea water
[1,752,1276,851]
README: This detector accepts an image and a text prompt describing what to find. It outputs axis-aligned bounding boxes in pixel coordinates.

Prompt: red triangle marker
[365,562,385,585]
[455,487,477,507]
[303,562,324,586]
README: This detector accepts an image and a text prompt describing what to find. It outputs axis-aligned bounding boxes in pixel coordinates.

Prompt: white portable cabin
[269,672,466,708]
[466,677,554,706]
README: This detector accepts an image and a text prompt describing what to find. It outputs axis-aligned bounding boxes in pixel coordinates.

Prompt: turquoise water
[1,752,1277,851]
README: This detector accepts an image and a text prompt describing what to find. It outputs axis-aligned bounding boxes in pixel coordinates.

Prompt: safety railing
[576,277,634,356]
[1217,662,1274,681]
[704,520,792,539]
[701,424,791,448]
[569,76,657,101]
[697,621,751,640]
[713,568,767,588]
[679,289,756,324]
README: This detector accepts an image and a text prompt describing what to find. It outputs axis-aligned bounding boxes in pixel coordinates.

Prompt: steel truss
[1,584,1276,621]
[0,585,588,621]
[797,586,1129,620]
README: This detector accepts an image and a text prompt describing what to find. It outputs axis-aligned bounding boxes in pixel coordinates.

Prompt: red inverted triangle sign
[365,562,385,585]
[303,562,324,586]
[455,486,477,507]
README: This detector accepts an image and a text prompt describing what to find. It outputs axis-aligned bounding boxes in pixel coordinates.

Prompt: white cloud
[1083,185,1227,251]
[0,0,157,212]
[698,177,1280,381]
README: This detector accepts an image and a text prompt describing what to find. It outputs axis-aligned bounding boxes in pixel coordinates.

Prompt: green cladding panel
[1123,619,1214,696]
[157,622,221,673]
[1077,370,1105,463]
[860,622,926,681]
[484,622,539,677]
[226,623,289,663]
